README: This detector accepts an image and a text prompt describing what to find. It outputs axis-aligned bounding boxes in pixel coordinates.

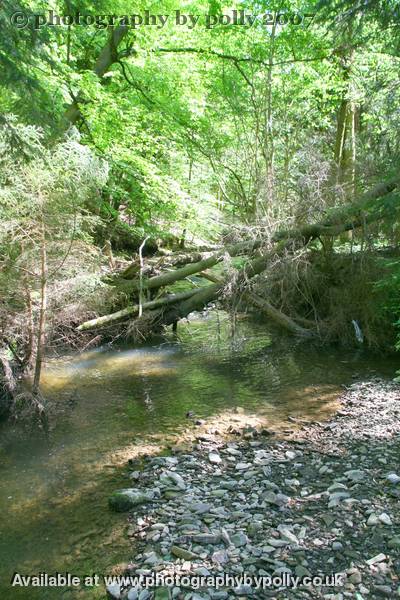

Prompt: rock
[108,489,153,512]
[367,513,379,526]
[106,583,121,599]
[143,551,161,565]
[231,532,248,547]
[212,549,229,564]
[378,512,392,525]
[235,462,252,470]
[327,483,348,493]
[372,585,393,597]
[189,503,212,514]
[386,473,400,484]
[366,553,387,566]
[127,589,138,600]
[348,569,362,584]
[165,471,186,489]
[209,451,222,464]
[154,588,169,600]
[247,521,263,536]
[285,450,296,460]
[344,469,365,482]
[279,528,299,545]
[332,541,344,551]
[266,538,288,548]
[171,546,199,560]
[194,567,211,576]
[263,491,278,504]
[295,565,311,578]
[192,533,221,544]
[388,536,400,548]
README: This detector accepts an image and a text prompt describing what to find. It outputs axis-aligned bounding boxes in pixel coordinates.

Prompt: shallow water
[0,312,397,599]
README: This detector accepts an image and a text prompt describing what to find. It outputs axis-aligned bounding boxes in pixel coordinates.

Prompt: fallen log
[77,288,198,332]
[116,239,265,294]
[243,292,313,337]
[197,272,313,336]
[126,283,223,339]
[78,176,399,339]
[273,175,400,243]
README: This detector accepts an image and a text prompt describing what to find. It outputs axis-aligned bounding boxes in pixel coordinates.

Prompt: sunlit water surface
[0,312,397,599]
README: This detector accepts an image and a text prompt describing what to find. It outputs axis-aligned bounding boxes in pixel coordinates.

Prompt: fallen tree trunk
[116,239,264,294]
[273,175,400,243]
[243,292,313,337]
[197,272,313,336]
[126,283,223,340]
[78,175,400,340]
[77,288,199,332]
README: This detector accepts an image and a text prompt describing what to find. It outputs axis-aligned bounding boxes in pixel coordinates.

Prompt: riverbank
[108,378,400,600]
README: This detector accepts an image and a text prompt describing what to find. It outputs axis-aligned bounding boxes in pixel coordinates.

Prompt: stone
[189,503,212,514]
[367,513,379,526]
[348,570,362,584]
[171,546,198,560]
[366,553,387,566]
[285,451,296,460]
[194,567,211,576]
[106,583,121,599]
[154,588,169,600]
[192,533,221,544]
[212,549,229,564]
[108,489,153,512]
[165,471,186,489]
[386,473,400,484]
[332,541,344,551]
[295,565,311,578]
[388,536,400,548]
[344,469,365,482]
[263,491,278,504]
[279,528,299,545]
[231,532,248,547]
[235,462,252,470]
[127,589,138,600]
[266,538,288,548]
[372,585,393,597]
[378,512,392,525]
[209,452,222,465]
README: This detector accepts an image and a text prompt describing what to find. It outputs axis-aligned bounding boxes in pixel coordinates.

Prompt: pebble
[209,452,222,465]
[113,380,400,600]
[386,472,400,484]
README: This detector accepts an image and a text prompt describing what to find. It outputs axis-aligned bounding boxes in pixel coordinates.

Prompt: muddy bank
[108,379,400,599]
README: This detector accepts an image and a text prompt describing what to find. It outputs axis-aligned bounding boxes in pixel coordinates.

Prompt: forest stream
[0,312,398,600]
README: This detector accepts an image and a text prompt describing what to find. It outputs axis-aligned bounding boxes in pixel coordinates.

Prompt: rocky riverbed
[107,379,400,600]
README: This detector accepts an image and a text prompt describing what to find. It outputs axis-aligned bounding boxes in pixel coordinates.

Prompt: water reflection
[0,311,397,599]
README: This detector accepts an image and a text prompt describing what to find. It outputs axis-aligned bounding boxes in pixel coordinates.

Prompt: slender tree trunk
[32,223,47,397]
[262,21,277,216]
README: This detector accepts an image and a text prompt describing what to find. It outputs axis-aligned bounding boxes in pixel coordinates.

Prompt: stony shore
[107,379,400,600]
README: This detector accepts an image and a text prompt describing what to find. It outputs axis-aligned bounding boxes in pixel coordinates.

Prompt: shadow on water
[0,311,398,599]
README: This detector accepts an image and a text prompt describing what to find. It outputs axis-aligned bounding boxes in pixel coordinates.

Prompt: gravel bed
[107,379,400,600]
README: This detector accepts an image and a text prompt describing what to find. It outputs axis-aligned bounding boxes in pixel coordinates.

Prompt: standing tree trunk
[32,222,47,397]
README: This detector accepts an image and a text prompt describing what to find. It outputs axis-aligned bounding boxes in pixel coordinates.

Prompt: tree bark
[117,239,264,294]
[63,25,128,127]
[32,223,47,397]
[77,289,199,331]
